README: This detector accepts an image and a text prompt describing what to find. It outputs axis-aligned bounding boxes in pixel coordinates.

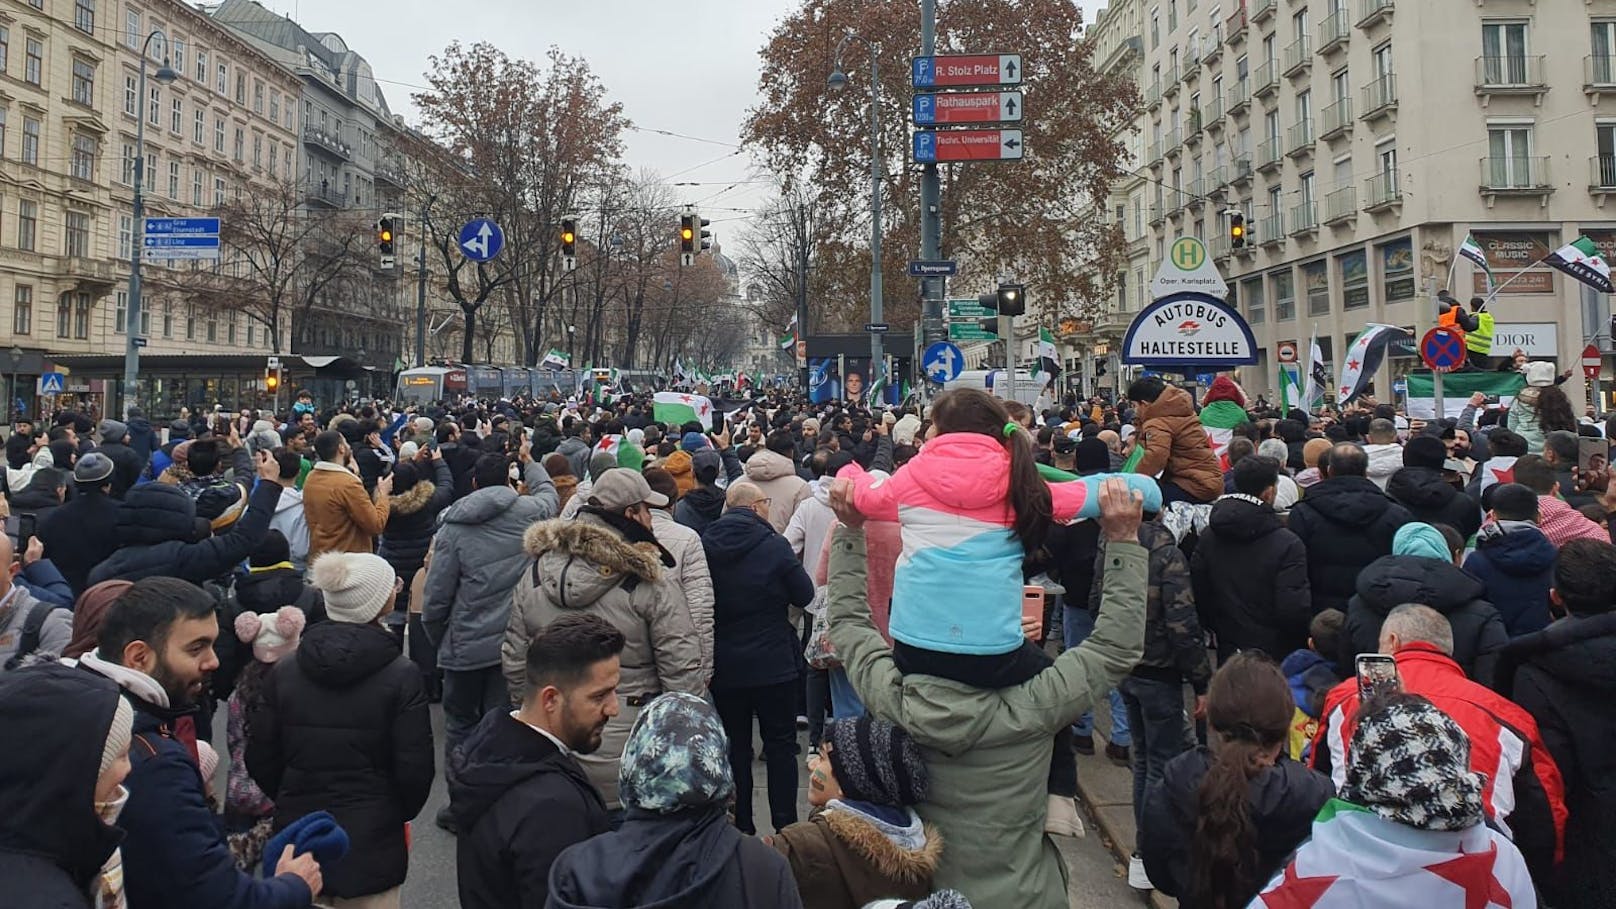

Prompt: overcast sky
[259,0,1108,240]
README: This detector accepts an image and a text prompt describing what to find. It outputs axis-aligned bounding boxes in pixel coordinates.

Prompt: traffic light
[264,366,281,393]
[1229,210,1247,249]
[560,216,577,258]
[997,283,1026,316]
[377,217,394,256]
[679,213,696,255]
[697,215,712,254]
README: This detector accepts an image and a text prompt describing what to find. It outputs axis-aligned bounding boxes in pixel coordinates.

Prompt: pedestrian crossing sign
[38,372,64,394]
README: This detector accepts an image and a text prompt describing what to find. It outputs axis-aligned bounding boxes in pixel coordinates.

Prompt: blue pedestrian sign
[923,341,965,384]
[37,372,64,395]
[458,218,504,262]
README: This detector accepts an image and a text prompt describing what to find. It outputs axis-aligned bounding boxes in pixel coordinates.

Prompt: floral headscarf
[618,692,734,813]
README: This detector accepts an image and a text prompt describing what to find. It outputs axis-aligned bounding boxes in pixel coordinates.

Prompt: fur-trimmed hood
[388,479,436,516]
[821,808,941,885]
[523,515,663,610]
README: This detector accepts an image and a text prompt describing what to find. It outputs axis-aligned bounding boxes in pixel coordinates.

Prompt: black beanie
[826,715,928,807]
[1074,438,1111,475]
[1404,435,1447,470]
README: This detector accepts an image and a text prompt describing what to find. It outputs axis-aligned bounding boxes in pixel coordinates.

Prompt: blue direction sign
[458,218,505,262]
[908,260,958,277]
[923,341,965,383]
[1393,377,1408,396]
[144,217,220,235]
[143,236,220,248]
[143,216,220,262]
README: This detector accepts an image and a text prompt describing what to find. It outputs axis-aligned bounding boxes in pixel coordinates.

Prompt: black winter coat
[378,460,455,579]
[449,710,609,909]
[87,479,279,587]
[1139,748,1333,908]
[247,621,434,898]
[1463,523,1557,637]
[702,508,814,690]
[125,416,158,466]
[1190,495,1312,661]
[1044,519,1103,608]
[1286,476,1413,615]
[674,485,725,534]
[0,664,125,909]
[99,440,144,499]
[1386,466,1483,541]
[1496,612,1616,909]
[9,468,65,519]
[1345,555,1508,686]
[36,486,120,596]
[235,565,326,624]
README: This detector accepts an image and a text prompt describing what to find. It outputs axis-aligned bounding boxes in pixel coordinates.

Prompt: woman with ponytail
[1137,652,1332,909]
[831,387,1160,835]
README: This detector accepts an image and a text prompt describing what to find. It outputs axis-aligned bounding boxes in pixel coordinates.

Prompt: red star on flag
[1424,844,1513,909]
[596,436,616,452]
[1348,359,1361,370]
[1492,465,1514,485]
[679,395,693,404]
[1259,863,1339,909]
[1340,386,1351,397]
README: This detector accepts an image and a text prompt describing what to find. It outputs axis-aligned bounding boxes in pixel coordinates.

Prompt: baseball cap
[588,467,669,510]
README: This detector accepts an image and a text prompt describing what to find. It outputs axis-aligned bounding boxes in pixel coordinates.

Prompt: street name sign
[912,129,1023,164]
[912,91,1024,125]
[864,323,890,333]
[947,299,995,319]
[911,55,1023,87]
[949,322,998,342]
[909,260,958,277]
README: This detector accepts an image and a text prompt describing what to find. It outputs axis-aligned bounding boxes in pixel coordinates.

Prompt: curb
[1075,756,1176,909]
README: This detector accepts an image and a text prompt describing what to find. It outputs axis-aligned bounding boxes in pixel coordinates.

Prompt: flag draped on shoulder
[592,434,621,459]
[1544,234,1615,293]
[1337,324,1407,406]
[1458,233,1494,293]
[653,391,715,429]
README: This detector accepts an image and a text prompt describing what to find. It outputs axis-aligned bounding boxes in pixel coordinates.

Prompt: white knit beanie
[101,696,133,778]
[310,552,396,624]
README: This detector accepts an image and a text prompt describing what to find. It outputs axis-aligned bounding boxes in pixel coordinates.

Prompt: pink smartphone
[1022,586,1045,626]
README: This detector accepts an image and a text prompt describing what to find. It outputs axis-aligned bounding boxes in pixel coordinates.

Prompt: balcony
[1204,31,1223,64]
[1253,61,1280,98]
[1592,156,1616,199]
[1230,157,1255,186]
[1252,0,1276,24]
[373,160,407,189]
[1205,96,1225,131]
[1319,98,1354,141]
[1259,213,1285,247]
[1283,38,1313,78]
[1318,12,1350,56]
[1167,189,1187,217]
[1146,79,1163,109]
[1165,127,1184,155]
[1148,139,1165,166]
[304,180,344,208]
[63,256,117,292]
[1185,111,1204,147]
[1479,156,1553,205]
[1210,233,1233,262]
[1208,165,1232,191]
[1290,201,1319,236]
[1256,137,1283,173]
[1228,6,1249,44]
[1186,180,1208,209]
[1286,120,1315,158]
[1585,56,1616,101]
[301,126,351,160]
[1183,58,1201,84]
[1361,75,1398,122]
[1148,204,1165,227]
[1164,63,1182,95]
[1364,170,1402,211]
[1324,185,1357,225]
[1474,56,1548,106]
[1185,44,1202,73]
[1357,0,1394,29]
[1227,79,1251,115]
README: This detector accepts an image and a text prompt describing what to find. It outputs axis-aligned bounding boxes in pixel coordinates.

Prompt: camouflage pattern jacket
[1088,518,1211,694]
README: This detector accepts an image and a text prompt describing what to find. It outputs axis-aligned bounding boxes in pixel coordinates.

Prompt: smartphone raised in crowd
[1354,653,1401,701]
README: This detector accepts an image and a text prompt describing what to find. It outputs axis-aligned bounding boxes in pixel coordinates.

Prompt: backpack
[4,601,58,670]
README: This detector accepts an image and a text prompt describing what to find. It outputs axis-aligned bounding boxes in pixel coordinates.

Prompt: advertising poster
[1471,231,1556,295]
[807,356,902,405]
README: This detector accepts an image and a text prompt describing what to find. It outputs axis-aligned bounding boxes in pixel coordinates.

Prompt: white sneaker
[1128,854,1154,890]
[1044,794,1086,838]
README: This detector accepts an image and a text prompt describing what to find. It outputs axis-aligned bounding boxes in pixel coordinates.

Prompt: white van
[942,369,1048,406]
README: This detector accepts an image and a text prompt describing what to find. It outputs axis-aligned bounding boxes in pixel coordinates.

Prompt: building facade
[1122,0,1616,410]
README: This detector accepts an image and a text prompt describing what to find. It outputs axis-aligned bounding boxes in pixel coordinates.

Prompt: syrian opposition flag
[1030,327,1060,388]
[1404,370,1524,420]
[1458,233,1494,293]
[1544,234,1615,293]
[653,391,715,429]
[779,314,798,350]
[1279,364,1304,414]
[866,373,888,407]
[1337,324,1408,406]
[1252,799,1535,909]
[1304,332,1329,411]
[1200,399,1248,468]
[540,348,570,370]
[592,434,621,459]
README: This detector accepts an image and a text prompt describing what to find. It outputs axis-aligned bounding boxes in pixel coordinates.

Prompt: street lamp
[829,31,885,405]
[122,31,177,419]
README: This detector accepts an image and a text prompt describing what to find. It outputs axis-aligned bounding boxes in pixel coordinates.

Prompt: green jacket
[826,527,1148,909]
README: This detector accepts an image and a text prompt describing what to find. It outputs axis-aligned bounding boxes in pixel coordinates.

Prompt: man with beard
[450,614,623,909]
[81,576,323,908]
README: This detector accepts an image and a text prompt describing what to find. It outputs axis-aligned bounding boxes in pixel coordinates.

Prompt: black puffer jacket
[0,663,125,909]
[378,459,455,580]
[235,565,326,625]
[37,485,120,597]
[1190,495,1312,661]
[1496,612,1616,909]
[99,440,144,499]
[1139,748,1333,908]
[1386,466,1482,540]
[1345,555,1508,686]
[87,480,279,587]
[675,485,726,534]
[1286,476,1413,615]
[702,508,814,691]
[246,620,433,898]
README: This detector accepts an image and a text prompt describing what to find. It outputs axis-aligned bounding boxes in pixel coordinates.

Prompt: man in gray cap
[96,418,142,498]
[500,467,703,816]
[36,451,120,597]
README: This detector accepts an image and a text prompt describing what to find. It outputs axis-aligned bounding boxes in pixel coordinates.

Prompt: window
[247,322,255,347]
[162,302,172,338]
[171,39,183,76]
[1373,41,1393,79]
[1377,139,1398,181]
[193,109,204,143]
[65,212,89,258]
[269,90,279,123]
[1332,68,1350,104]
[1300,170,1317,207]
[1481,21,1529,84]
[124,75,136,116]
[56,298,70,339]
[72,60,95,106]
[185,308,195,341]
[195,49,206,83]
[267,141,277,177]
[75,0,95,33]
[0,28,10,75]
[1168,0,1177,32]
[1151,7,1160,48]
[170,98,181,133]
[120,142,135,184]
[228,313,236,346]
[17,200,35,251]
[1292,9,1309,41]
[1487,125,1534,186]
[213,176,225,206]
[1598,124,1616,186]
[126,9,141,49]
[1273,266,1295,321]
[283,147,291,176]
[1341,249,1369,309]
[252,80,263,114]
[70,134,95,180]
[252,133,261,168]
[206,311,217,342]
[216,62,226,95]
[1264,109,1280,146]
[115,290,127,333]
[167,160,178,199]
[148,87,160,126]
[1244,277,1265,324]
[117,213,132,259]
[1262,33,1276,68]
[1595,23,1616,83]
[24,37,42,86]
[233,127,244,162]
[20,117,38,166]
[191,166,202,204]
[214,115,224,152]
[13,286,31,335]
[234,73,246,105]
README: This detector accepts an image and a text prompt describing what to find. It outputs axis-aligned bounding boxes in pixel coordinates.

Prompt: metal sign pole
[1427,276,1444,418]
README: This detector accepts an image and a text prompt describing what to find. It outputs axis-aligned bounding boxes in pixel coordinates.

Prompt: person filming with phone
[1309,603,1567,884]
